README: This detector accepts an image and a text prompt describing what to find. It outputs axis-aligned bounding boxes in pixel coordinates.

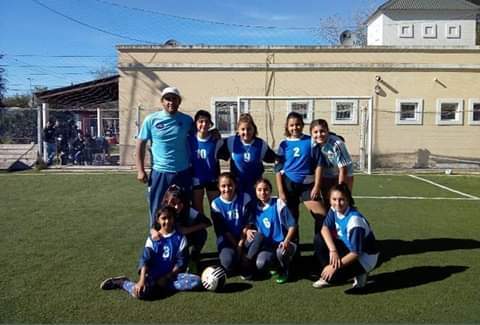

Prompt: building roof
[378,0,480,10]
[34,75,118,110]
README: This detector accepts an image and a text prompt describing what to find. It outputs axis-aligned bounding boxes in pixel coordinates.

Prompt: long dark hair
[330,182,355,208]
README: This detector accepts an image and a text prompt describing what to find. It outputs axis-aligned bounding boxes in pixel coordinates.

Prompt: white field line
[355,196,479,201]
[0,172,135,176]
[408,174,480,199]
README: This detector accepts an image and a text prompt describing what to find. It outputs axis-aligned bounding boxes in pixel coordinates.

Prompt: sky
[0,0,383,97]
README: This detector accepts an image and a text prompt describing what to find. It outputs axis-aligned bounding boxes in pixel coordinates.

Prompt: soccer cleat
[269,269,278,276]
[100,276,128,290]
[352,273,367,288]
[275,274,289,284]
[240,273,253,281]
[312,278,330,288]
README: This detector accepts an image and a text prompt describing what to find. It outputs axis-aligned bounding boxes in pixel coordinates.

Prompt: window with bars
[287,100,313,123]
[395,99,423,125]
[436,99,463,125]
[212,99,248,135]
[468,99,480,125]
[331,100,358,125]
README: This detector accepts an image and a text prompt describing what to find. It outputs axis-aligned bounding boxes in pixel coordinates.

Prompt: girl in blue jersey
[189,110,223,215]
[312,183,379,290]
[276,112,326,234]
[310,119,354,208]
[218,113,277,198]
[245,178,297,284]
[100,206,201,299]
[210,172,252,275]
[151,185,212,274]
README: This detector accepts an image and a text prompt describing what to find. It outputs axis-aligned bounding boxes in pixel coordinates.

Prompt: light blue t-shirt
[138,110,194,172]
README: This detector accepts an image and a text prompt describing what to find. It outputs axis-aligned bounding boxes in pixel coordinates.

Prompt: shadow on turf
[344,265,468,295]
[377,238,480,264]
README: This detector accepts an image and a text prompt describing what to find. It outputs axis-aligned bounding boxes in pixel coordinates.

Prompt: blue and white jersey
[189,135,223,186]
[211,193,252,247]
[255,197,296,245]
[323,207,378,272]
[138,110,194,173]
[138,231,188,280]
[277,134,315,184]
[222,135,273,194]
[316,134,353,178]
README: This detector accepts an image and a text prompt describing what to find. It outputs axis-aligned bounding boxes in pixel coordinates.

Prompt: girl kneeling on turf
[245,178,297,284]
[100,206,201,299]
[211,172,252,275]
[312,183,379,290]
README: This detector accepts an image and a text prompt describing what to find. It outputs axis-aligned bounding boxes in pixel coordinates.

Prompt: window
[395,99,423,125]
[468,99,480,125]
[287,100,313,123]
[436,99,463,125]
[398,24,414,38]
[422,23,437,38]
[331,100,358,125]
[446,24,461,39]
[212,98,248,135]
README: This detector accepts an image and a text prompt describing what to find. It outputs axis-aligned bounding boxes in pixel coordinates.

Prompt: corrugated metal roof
[378,0,480,11]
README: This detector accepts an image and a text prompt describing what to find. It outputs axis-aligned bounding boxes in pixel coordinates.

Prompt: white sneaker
[312,278,330,288]
[352,273,367,288]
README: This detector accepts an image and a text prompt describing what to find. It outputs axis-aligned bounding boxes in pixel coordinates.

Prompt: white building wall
[372,10,477,46]
[367,14,384,45]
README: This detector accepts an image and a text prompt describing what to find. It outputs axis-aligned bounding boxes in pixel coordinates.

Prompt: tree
[317,1,379,46]
[2,94,31,108]
[90,65,117,79]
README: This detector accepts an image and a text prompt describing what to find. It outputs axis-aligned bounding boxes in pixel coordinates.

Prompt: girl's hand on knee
[321,265,336,281]
[133,281,145,297]
[246,229,257,241]
[329,250,341,269]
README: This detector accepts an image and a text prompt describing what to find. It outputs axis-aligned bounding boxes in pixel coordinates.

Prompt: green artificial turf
[1,172,479,323]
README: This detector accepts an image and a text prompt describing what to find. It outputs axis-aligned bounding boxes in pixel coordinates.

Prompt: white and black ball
[201,266,226,291]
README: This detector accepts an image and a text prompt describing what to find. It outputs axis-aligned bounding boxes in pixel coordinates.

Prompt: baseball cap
[161,86,181,99]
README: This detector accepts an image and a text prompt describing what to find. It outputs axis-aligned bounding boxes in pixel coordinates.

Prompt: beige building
[117,45,480,171]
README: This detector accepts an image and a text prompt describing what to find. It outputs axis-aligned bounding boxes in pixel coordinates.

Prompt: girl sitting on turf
[312,183,379,290]
[189,110,223,216]
[276,112,326,235]
[152,184,212,274]
[245,178,297,284]
[100,206,201,299]
[310,119,354,209]
[210,172,252,275]
[217,113,277,198]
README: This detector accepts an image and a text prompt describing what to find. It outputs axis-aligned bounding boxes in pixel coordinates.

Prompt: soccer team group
[100,87,380,299]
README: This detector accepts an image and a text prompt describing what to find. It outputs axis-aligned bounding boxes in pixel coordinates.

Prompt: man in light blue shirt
[136,86,194,227]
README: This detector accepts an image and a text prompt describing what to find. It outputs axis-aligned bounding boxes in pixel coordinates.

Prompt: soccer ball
[201,266,226,291]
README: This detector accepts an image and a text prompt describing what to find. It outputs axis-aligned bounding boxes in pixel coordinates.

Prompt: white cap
[161,86,181,99]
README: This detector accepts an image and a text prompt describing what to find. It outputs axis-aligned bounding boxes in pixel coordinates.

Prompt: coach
[136,86,194,227]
